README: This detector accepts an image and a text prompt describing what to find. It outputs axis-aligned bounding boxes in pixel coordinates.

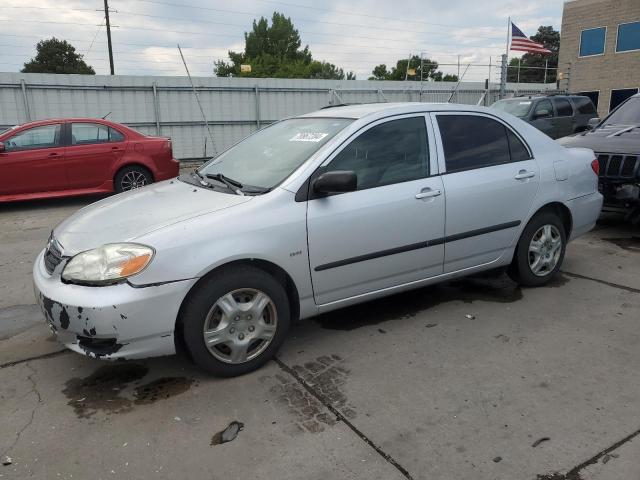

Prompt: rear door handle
[514,170,536,180]
[415,188,442,199]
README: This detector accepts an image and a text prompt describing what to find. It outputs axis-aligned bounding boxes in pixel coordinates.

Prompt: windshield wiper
[204,173,244,195]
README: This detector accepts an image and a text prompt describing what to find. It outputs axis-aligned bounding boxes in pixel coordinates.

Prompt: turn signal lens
[591,159,600,176]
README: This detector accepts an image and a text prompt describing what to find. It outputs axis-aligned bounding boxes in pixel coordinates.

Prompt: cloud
[0,0,562,80]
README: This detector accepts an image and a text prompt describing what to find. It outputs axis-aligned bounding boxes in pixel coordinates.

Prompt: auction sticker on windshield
[289,132,329,142]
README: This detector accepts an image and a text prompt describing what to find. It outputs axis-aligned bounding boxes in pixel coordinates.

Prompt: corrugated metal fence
[0,73,553,160]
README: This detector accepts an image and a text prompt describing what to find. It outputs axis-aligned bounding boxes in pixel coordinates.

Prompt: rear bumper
[567,192,603,240]
[33,249,196,360]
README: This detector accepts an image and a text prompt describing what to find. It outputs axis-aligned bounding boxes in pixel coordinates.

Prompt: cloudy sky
[0,0,563,81]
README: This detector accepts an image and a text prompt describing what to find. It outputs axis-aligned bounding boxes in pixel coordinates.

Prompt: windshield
[198,117,352,190]
[603,97,640,126]
[491,99,533,118]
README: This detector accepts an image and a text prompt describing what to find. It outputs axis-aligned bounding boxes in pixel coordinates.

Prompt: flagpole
[506,16,511,58]
[499,16,510,99]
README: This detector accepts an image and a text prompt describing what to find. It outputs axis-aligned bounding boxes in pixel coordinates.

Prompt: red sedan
[0,118,179,202]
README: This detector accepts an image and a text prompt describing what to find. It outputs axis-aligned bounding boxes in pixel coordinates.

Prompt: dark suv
[491,94,598,139]
[559,94,640,224]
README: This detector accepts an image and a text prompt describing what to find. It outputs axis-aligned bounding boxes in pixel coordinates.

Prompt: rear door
[530,99,557,138]
[306,115,445,305]
[65,122,127,189]
[551,97,575,138]
[0,123,67,195]
[432,112,539,273]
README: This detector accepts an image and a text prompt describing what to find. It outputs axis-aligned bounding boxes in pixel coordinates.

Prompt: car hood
[54,179,252,254]
[558,124,640,154]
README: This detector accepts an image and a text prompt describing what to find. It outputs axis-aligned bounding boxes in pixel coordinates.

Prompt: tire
[181,265,290,377]
[507,212,567,287]
[114,165,153,193]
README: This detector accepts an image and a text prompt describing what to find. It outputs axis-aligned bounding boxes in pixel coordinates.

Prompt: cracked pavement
[1,194,640,480]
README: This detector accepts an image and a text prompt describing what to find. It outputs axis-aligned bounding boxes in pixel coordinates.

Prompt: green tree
[369,55,458,81]
[508,25,559,83]
[215,12,355,80]
[22,38,95,74]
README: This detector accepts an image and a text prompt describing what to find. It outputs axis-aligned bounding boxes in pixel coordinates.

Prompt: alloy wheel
[120,171,148,191]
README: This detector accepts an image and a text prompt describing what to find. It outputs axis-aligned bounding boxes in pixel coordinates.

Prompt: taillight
[591,159,599,175]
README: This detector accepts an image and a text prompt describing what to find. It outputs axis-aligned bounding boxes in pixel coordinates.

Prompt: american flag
[510,23,552,54]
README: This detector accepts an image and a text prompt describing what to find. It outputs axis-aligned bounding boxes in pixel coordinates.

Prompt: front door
[530,98,557,138]
[65,122,126,189]
[306,115,445,306]
[432,112,540,273]
[0,123,67,195]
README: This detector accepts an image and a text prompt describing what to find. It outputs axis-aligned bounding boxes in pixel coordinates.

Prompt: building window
[576,91,600,109]
[617,22,640,52]
[610,88,639,112]
[580,27,606,56]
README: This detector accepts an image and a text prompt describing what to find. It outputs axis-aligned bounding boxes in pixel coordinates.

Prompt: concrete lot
[1,189,639,480]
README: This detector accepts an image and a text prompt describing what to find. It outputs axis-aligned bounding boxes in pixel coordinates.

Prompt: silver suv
[491,94,598,139]
[34,103,602,376]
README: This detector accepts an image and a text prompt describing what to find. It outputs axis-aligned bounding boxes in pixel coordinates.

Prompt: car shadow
[0,194,108,213]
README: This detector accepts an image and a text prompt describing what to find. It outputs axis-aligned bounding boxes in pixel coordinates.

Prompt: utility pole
[104,0,115,75]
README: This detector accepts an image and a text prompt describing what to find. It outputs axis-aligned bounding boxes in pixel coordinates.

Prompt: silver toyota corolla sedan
[34,103,602,376]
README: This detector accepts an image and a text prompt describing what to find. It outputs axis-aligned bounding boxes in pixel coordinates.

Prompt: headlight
[62,243,154,285]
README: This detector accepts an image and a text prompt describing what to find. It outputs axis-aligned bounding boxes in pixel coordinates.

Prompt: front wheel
[181,266,290,377]
[508,212,566,287]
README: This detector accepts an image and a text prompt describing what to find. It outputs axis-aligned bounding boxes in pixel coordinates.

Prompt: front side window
[324,117,429,190]
[553,98,574,117]
[199,117,352,189]
[5,124,61,151]
[533,99,554,118]
[580,27,606,56]
[71,123,111,145]
[437,115,512,173]
[617,22,640,52]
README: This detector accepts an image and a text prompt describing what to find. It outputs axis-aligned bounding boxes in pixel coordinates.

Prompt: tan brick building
[558,0,640,117]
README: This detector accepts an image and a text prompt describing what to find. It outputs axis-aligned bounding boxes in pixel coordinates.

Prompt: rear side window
[5,124,61,151]
[573,97,596,114]
[437,115,511,172]
[71,123,123,145]
[553,98,574,117]
[326,117,429,190]
[507,130,532,162]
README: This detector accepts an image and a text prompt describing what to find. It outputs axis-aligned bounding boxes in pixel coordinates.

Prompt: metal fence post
[254,85,261,128]
[20,79,31,122]
[152,82,161,136]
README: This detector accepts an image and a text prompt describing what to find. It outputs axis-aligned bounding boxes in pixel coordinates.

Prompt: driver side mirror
[312,170,357,195]
[587,117,600,130]
[0,142,5,153]
[533,109,550,119]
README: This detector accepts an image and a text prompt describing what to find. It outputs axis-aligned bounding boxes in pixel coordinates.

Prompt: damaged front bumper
[33,249,196,360]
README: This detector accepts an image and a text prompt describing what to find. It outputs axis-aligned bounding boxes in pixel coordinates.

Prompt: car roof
[298,102,505,120]
[11,118,118,129]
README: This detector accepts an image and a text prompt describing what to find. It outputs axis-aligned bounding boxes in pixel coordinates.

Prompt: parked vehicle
[491,94,598,139]
[558,94,640,224]
[34,103,602,377]
[0,118,179,202]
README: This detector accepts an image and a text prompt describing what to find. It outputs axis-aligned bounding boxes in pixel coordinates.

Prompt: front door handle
[48,152,60,157]
[415,188,442,199]
[514,170,536,180]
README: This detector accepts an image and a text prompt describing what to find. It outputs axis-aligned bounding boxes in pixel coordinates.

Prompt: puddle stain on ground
[604,236,640,252]
[269,354,354,433]
[134,377,195,405]
[62,364,195,418]
[316,275,523,330]
[211,421,244,445]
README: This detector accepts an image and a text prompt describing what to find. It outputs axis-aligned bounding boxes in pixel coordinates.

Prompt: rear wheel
[181,266,290,377]
[508,212,566,287]
[114,166,153,193]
